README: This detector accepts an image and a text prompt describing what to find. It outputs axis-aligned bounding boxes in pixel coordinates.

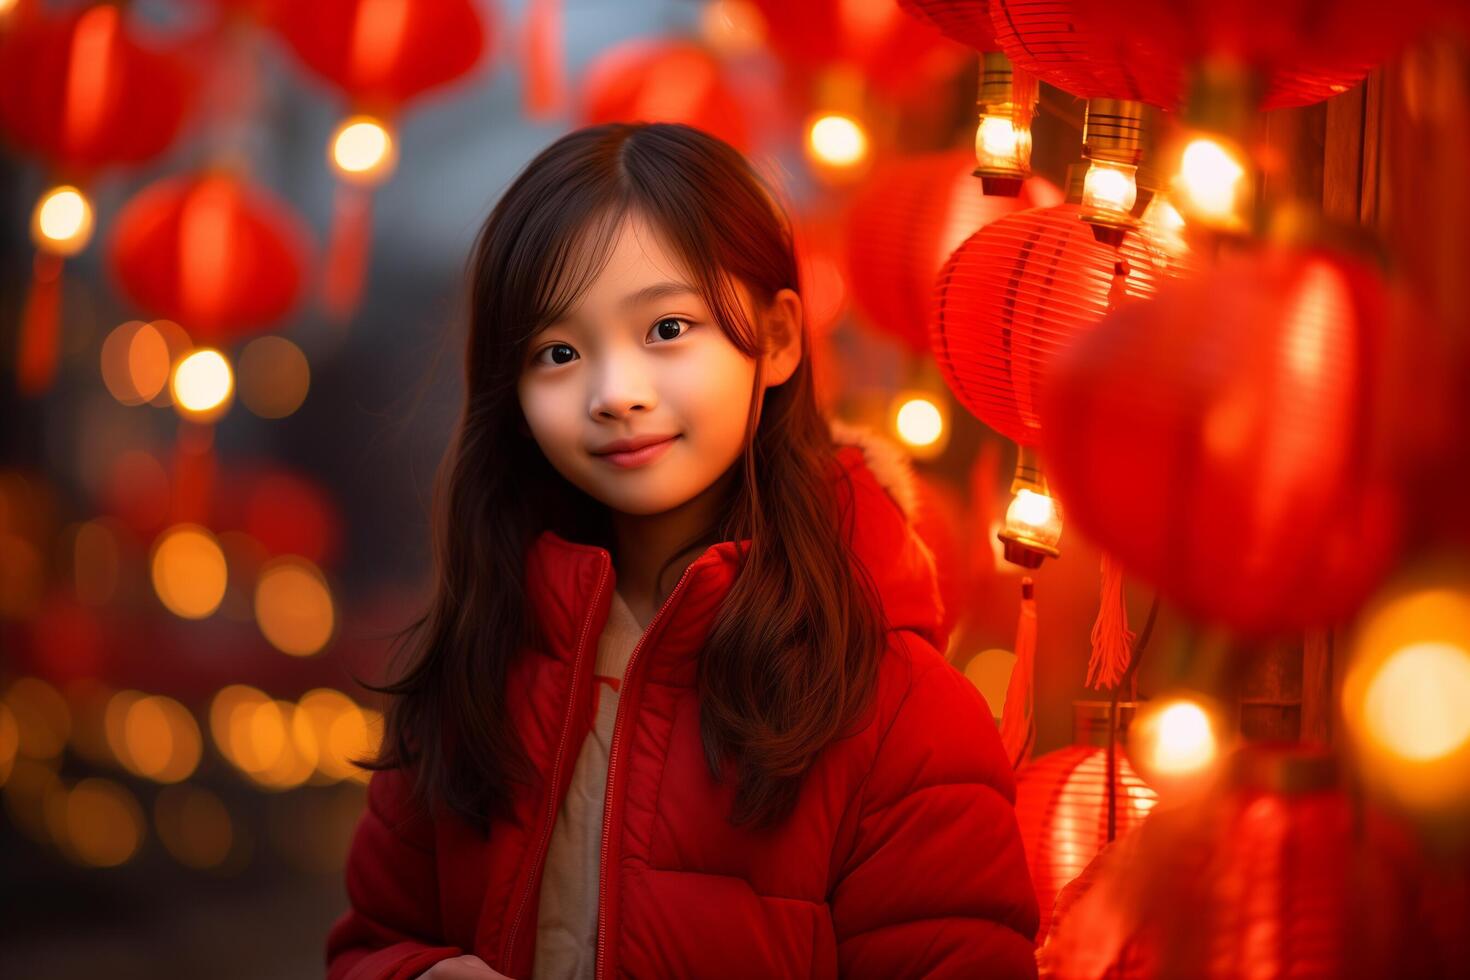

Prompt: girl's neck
[610,467,737,629]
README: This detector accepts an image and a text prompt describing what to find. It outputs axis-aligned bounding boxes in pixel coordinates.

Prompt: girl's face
[517,213,798,518]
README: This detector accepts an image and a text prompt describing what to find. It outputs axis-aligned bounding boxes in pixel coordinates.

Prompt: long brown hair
[359,123,886,834]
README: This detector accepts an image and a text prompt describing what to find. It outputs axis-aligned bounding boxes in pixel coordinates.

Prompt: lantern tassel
[17,252,65,397]
[1087,551,1135,690]
[322,183,373,322]
[999,576,1038,769]
[522,0,564,119]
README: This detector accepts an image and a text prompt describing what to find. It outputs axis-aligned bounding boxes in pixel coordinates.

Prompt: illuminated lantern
[1015,702,1157,942]
[109,172,312,344]
[578,39,755,153]
[0,4,191,395]
[846,151,1060,353]
[220,466,344,567]
[1041,245,1402,634]
[268,0,490,318]
[897,0,996,52]
[1041,745,1444,977]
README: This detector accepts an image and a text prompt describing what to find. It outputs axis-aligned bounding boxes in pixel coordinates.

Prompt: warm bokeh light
[298,688,372,782]
[1363,643,1470,762]
[100,320,172,406]
[1175,137,1246,225]
[0,0,20,17]
[72,519,121,606]
[3,677,71,760]
[1000,489,1063,564]
[209,685,269,764]
[254,556,336,656]
[894,397,944,448]
[976,114,1019,169]
[700,0,765,54]
[170,348,234,418]
[31,185,95,256]
[150,524,229,619]
[1149,701,1217,773]
[154,784,234,869]
[121,695,203,783]
[0,701,18,785]
[1127,695,1225,800]
[1082,160,1138,215]
[1142,195,1188,257]
[330,116,396,182]
[963,648,1017,719]
[237,335,310,418]
[61,778,145,867]
[807,114,868,168]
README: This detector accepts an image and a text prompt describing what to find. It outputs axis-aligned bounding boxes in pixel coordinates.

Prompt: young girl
[326,122,1038,980]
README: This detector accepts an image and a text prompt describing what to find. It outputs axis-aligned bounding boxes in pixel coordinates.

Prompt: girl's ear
[761,287,804,389]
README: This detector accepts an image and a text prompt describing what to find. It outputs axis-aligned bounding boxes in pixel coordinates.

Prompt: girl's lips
[594,434,679,469]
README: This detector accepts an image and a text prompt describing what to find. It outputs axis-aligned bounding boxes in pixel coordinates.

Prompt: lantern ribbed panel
[1039,246,1400,634]
[1015,744,1157,944]
[578,41,752,152]
[270,0,488,108]
[847,153,1060,354]
[109,174,312,341]
[0,7,189,173]
[930,202,1176,446]
[897,0,997,52]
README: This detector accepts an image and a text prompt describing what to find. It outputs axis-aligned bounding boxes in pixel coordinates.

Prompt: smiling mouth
[591,434,680,469]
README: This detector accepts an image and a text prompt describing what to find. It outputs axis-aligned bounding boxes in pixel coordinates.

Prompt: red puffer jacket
[326,437,1039,979]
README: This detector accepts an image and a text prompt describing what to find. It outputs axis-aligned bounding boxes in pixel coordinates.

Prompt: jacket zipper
[502,560,611,972]
[594,560,701,980]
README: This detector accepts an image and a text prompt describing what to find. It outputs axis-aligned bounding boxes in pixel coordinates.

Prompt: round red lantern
[896,0,997,52]
[109,172,313,343]
[1015,703,1157,942]
[577,39,755,153]
[846,151,1060,354]
[1040,244,1401,634]
[930,201,1185,446]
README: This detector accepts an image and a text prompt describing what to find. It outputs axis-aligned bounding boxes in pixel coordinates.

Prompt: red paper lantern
[578,39,754,153]
[1040,245,1401,634]
[219,466,344,566]
[846,152,1060,354]
[931,202,1185,446]
[993,0,1424,110]
[896,0,997,52]
[109,173,313,343]
[1014,705,1158,942]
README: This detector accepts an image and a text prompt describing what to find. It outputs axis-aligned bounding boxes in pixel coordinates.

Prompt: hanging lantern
[1041,744,1449,977]
[997,446,1061,568]
[109,172,313,345]
[1040,244,1401,634]
[268,0,490,319]
[896,0,996,52]
[845,150,1059,354]
[0,3,191,395]
[1015,701,1157,943]
[1078,99,1149,241]
[577,39,755,152]
[971,51,1037,195]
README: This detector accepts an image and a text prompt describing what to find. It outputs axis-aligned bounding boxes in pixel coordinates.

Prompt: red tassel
[171,420,217,526]
[322,183,373,321]
[522,0,564,120]
[999,576,1037,770]
[17,252,65,396]
[1087,552,1135,690]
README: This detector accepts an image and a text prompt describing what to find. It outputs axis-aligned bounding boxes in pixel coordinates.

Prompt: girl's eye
[535,343,578,366]
[648,317,691,343]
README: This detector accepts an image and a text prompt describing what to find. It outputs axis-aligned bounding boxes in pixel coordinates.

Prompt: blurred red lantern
[994,0,1425,110]
[931,202,1183,446]
[846,151,1060,354]
[0,3,192,396]
[1041,745,1451,977]
[791,211,849,340]
[1015,703,1157,942]
[267,0,491,319]
[1040,245,1401,634]
[578,39,755,152]
[109,172,313,343]
[897,0,997,52]
[912,475,974,639]
[219,466,344,567]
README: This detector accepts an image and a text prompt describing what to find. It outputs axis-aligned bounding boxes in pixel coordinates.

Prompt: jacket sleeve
[830,634,1040,979]
[326,767,465,980]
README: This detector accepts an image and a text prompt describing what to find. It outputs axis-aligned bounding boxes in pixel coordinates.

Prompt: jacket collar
[523,426,947,685]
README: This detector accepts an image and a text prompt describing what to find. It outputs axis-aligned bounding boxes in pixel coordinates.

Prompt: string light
[1126,694,1227,802]
[972,52,1034,196]
[170,349,234,420]
[30,186,94,256]
[330,115,396,184]
[806,113,868,169]
[998,446,1061,567]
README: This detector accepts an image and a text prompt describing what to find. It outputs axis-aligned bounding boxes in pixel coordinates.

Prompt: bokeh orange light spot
[151,524,228,619]
[170,348,233,419]
[63,778,145,867]
[330,116,396,183]
[31,185,94,255]
[3,677,71,760]
[237,335,310,419]
[255,556,335,657]
[807,114,868,168]
[100,320,172,406]
[154,784,234,869]
[122,695,202,783]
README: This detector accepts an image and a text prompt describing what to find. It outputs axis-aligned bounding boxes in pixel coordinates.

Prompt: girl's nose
[588,354,657,420]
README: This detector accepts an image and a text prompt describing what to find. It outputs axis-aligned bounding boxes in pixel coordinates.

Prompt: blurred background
[3,0,1470,977]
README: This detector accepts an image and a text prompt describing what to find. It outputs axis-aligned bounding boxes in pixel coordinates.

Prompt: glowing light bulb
[171,349,233,417]
[976,114,1019,167]
[998,488,1062,568]
[330,116,396,183]
[895,398,944,448]
[1142,196,1188,258]
[1176,137,1246,224]
[31,186,94,256]
[1082,160,1138,215]
[1126,695,1225,801]
[1150,701,1217,774]
[1363,642,1470,763]
[807,114,868,168]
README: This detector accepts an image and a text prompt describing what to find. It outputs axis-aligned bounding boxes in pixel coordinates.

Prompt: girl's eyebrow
[620,281,699,310]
